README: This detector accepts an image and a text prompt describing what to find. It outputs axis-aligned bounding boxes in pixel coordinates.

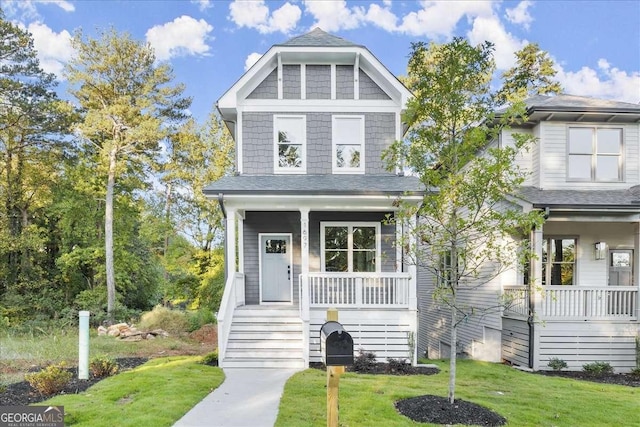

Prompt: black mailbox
[320,321,354,366]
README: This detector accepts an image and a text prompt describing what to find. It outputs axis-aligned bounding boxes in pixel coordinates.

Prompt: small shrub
[138,305,190,335]
[200,350,218,366]
[25,362,72,395]
[351,349,377,372]
[547,357,568,371]
[582,361,614,377]
[89,356,119,378]
[186,309,217,332]
[386,358,412,374]
[629,367,640,380]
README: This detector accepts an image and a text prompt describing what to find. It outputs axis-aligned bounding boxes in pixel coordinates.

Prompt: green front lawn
[276,360,638,426]
[42,356,224,427]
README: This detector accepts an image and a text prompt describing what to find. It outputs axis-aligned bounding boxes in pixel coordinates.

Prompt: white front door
[609,249,633,286]
[260,234,293,303]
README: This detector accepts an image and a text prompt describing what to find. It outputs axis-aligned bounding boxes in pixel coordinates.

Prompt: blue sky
[1,0,639,123]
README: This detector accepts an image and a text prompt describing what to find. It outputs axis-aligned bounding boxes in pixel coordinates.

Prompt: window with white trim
[332,115,365,173]
[274,115,306,173]
[321,222,380,272]
[568,127,623,181]
[542,237,577,285]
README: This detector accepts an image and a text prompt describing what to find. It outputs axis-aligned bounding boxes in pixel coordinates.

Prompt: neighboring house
[419,95,640,372]
[206,28,423,368]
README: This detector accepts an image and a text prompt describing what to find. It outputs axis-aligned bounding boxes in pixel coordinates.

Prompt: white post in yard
[78,310,90,379]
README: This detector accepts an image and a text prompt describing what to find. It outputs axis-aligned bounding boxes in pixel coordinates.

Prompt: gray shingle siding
[336,65,354,99]
[283,65,301,99]
[359,69,390,100]
[243,211,301,305]
[242,112,397,175]
[247,68,278,99]
[306,65,331,99]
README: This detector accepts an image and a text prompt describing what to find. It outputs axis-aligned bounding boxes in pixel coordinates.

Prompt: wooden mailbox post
[320,309,354,427]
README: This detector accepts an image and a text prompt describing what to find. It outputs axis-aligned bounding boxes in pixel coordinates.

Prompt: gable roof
[216,28,412,125]
[278,28,359,48]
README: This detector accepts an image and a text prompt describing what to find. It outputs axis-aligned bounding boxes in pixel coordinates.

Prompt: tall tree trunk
[105,147,117,320]
[449,302,457,404]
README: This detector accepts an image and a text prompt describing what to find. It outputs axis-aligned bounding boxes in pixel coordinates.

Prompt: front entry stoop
[222,306,305,369]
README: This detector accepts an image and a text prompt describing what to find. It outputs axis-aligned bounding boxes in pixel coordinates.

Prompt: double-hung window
[568,127,623,181]
[274,115,306,173]
[542,237,577,285]
[321,222,380,272]
[332,115,365,173]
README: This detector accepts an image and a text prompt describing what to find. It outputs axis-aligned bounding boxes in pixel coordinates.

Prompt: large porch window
[542,237,577,285]
[321,222,380,272]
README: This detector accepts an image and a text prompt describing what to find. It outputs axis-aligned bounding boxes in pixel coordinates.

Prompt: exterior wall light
[594,242,607,260]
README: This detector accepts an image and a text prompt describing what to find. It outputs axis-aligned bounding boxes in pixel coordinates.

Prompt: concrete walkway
[173,368,301,427]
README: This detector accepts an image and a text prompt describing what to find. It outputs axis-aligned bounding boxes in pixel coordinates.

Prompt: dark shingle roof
[517,186,640,209]
[278,28,360,48]
[204,174,424,196]
[523,94,640,112]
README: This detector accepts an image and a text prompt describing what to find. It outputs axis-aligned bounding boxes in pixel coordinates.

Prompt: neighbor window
[542,238,577,285]
[568,127,623,181]
[321,222,379,272]
[332,115,365,173]
[274,115,306,173]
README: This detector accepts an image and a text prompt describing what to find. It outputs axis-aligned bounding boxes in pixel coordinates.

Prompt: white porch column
[226,208,237,279]
[237,211,245,274]
[530,223,544,370]
[407,213,418,365]
[395,218,403,272]
[300,208,310,367]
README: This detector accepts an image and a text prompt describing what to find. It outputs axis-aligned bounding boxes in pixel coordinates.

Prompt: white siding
[543,222,636,287]
[539,122,640,190]
[502,318,530,367]
[534,320,638,372]
[309,308,414,362]
[503,129,534,186]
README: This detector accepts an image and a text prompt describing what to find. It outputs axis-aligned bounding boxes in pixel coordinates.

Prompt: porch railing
[302,272,411,308]
[216,272,245,364]
[502,285,638,321]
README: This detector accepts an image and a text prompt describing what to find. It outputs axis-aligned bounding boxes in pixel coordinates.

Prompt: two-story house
[206,29,423,368]
[419,95,640,372]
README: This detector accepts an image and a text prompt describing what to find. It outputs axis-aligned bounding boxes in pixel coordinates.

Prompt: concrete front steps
[222,306,305,369]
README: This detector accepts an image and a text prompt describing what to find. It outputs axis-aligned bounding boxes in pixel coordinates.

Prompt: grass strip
[276,359,639,426]
[41,356,223,427]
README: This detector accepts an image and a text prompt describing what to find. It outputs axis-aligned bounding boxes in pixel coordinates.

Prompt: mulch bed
[396,395,507,426]
[309,361,439,376]
[532,369,640,387]
[0,357,148,406]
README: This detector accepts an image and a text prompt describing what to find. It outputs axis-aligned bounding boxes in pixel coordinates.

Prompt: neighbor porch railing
[301,272,411,308]
[216,272,245,364]
[503,285,638,321]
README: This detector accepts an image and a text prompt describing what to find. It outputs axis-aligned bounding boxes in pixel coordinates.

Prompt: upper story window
[568,127,623,182]
[332,115,365,174]
[274,115,306,173]
[321,222,380,272]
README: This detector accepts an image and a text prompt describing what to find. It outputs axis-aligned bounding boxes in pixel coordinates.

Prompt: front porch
[214,189,422,368]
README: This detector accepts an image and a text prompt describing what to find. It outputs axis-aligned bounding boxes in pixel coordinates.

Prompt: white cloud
[556,62,640,104]
[228,0,301,34]
[244,52,263,71]
[146,16,213,61]
[303,0,365,32]
[467,15,526,70]
[364,4,398,32]
[42,0,74,12]
[1,0,74,19]
[191,0,212,11]
[27,22,73,76]
[398,0,494,38]
[505,0,533,30]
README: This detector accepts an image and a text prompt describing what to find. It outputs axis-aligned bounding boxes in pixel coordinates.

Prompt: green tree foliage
[65,28,191,318]
[496,43,563,105]
[0,12,75,319]
[386,38,547,404]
